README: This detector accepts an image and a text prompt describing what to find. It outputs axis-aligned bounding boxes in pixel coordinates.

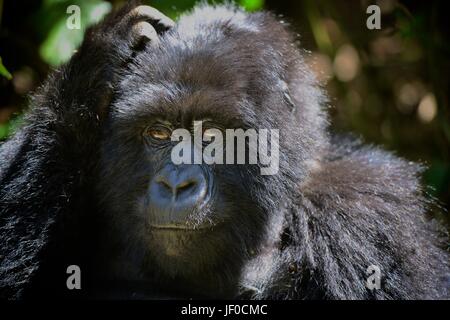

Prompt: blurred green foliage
[38,0,112,66]
[0,115,22,140]
[0,56,12,79]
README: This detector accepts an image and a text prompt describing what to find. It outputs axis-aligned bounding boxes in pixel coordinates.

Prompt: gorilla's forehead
[129,11,284,93]
[135,39,270,89]
[112,81,255,127]
[115,7,287,127]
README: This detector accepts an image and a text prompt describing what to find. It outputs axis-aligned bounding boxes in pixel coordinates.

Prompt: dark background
[0,0,448,232]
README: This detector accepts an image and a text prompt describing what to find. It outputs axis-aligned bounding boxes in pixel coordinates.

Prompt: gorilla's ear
[280,80,296,113]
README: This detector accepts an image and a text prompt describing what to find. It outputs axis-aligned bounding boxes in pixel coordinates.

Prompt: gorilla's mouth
[147,223,214,231]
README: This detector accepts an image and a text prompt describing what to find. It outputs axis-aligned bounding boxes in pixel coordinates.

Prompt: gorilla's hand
[25,4,174,160]
[38,4,174,153]
[67,4,174,118]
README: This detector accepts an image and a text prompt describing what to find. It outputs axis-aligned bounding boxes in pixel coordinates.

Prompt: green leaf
[0,123,8,140]
[239,0,264,11]
[0,56,12,80]
[424,162,450,196]
[0,115,24,141]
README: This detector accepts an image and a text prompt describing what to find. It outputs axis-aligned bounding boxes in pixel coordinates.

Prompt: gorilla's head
[97,5,327,296]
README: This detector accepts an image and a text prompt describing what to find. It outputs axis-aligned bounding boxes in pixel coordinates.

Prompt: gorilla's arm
[0,3,170,299]
[0,56,106,298]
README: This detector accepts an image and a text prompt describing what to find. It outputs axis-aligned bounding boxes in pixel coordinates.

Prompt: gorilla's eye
[198,121,224,145]
[203,128,221,140]
[144,125,172,141]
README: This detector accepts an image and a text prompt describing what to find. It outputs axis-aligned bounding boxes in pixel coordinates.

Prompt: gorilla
[0,2,448,300]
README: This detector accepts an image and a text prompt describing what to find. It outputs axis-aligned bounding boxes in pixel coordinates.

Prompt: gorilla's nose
[148,164,208,223]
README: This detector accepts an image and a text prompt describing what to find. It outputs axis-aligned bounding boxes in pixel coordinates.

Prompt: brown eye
[203,128,221,140]
[145,125,172,141]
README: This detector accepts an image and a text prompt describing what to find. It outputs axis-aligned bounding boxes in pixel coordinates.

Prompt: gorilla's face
[97,71,273,292]
[95,19,309,295]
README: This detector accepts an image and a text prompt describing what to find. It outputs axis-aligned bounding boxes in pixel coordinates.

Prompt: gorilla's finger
[132,21,159,46]
[131,5,175,31]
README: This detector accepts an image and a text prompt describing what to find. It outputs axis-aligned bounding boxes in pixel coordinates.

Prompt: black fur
[0,3,448,299]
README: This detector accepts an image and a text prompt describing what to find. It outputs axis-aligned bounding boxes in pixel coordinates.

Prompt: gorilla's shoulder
[306,134,425,204]
[295,134,448,299]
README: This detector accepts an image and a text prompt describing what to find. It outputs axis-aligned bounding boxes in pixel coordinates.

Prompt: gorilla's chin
[143,228,226,283]
[146,226,215,256]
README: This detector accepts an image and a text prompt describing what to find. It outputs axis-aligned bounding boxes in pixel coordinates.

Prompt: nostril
[156,179,173,193]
